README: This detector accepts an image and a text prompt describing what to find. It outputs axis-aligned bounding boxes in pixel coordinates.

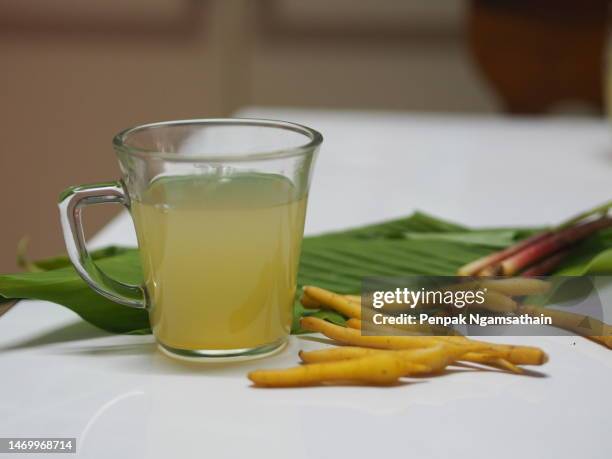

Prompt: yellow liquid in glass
[131,174,307,352]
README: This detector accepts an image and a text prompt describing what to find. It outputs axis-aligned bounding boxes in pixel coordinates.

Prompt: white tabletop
[2,108,611,459]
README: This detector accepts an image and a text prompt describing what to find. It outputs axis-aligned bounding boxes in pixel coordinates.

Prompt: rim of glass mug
[112,118,324,162]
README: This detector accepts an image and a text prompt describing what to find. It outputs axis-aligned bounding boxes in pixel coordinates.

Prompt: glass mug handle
[58,181,146,309]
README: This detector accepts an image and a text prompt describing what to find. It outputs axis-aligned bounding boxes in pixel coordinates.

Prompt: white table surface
[2,107,612,459]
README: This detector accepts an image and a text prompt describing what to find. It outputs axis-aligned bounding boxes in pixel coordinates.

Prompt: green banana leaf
[2,211,612,335]
[399,230,519,248]
[0,249,149,334]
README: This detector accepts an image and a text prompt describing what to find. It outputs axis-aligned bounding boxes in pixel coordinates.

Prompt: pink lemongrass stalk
[520,249,571,277]
[456,232,551,276]
[501,217,612,276]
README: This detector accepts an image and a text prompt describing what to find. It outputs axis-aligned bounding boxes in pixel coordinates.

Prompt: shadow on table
[60,341,157,357]
[55,338,291,377]
[0,320,110,352]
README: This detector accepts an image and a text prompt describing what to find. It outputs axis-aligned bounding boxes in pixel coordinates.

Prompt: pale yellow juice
[131,173,307,352]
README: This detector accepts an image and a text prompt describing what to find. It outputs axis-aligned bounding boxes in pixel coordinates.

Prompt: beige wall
[0,0,248,272]
[0,0,496,273]
[249,0,497,112]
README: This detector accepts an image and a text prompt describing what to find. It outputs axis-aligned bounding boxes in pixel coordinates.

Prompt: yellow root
[299,346,376,363]
[302,286,362,319]
[446,278,551,296]
[347,314,459,337]
[304,317,548,366]
[250,343,480,387]
[299,346,523,374]
[461,352,523,374]
[478,290,519,313]
[395,344,470,374]
[344,295,361,304]
[300,317,484,352]
[346,316,428,336]
[519,304,612,349]
[589,335,612,348]
[435,336,548,366]
[248,352,430,387]
[248,282,563,388]
[300,293,321,309]
[478,278,551,296]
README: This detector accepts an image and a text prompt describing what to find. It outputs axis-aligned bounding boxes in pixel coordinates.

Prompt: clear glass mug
[58,119,322,360]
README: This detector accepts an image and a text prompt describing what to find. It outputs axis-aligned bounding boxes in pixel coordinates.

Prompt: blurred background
[0,0,609,272]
